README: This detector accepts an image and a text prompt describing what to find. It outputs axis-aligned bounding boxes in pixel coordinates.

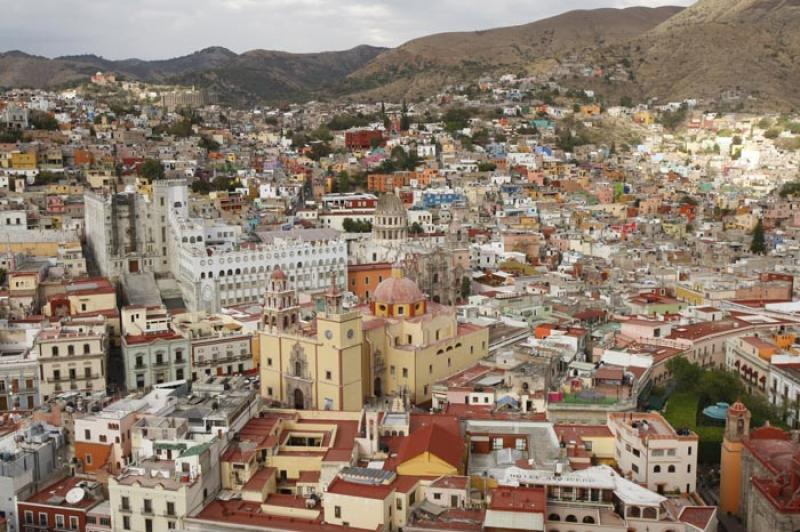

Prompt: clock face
[347,329,354,339]
[325,330,333,340]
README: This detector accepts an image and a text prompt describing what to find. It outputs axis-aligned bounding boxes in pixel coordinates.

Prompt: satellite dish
[65,487,85,505]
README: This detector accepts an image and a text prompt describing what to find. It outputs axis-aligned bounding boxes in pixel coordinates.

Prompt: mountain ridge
[3,2,800,108]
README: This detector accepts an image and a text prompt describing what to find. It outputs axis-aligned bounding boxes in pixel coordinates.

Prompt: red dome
[373,276,424,305]
[271,269,287,280]
[729,401,748,413]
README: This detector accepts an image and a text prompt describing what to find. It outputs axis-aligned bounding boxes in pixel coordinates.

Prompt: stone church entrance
[293,388,305,410]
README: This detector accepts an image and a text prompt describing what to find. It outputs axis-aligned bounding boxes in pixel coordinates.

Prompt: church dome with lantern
[371,267,426,318]
[372,192,408,243]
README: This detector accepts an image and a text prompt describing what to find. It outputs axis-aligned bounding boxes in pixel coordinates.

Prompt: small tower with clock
[316,273,365,411]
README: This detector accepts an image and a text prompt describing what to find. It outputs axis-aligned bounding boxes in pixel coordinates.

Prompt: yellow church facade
[260,268,488,411]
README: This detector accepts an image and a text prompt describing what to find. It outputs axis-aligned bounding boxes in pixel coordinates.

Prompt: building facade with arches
[169,195,347,312]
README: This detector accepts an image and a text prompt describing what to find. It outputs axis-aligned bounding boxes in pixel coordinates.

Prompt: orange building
[347,262,393,303]
[73,149,95,166]
[368,172,413,193]
[74,441,113,474]
[720,402,751,515]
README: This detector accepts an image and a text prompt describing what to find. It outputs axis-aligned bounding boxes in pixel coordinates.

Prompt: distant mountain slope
[0,51,96,88]
[173,45,388,102]
[617,0,800,107]
[4,2,800,107]
[0,45,387,104]
[340,6,684,100]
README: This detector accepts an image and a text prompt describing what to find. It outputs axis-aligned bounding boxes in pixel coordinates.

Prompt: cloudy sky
[1,0,693,60]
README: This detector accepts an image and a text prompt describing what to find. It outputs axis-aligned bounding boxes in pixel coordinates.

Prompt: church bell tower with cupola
[262,269,299,333]
[720,401,751,515]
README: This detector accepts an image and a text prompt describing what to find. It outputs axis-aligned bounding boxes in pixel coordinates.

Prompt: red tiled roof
[554,424,613,440]
[444,403,547,421]
[323,448,353,462]
[23,476,102,509]
[124,330,183,345]
[243,467,275,492]
[593,366,624,380]
[264,493,310,509]
[666,320,739,341]
[222,445,256,463]
[193,499,372,532]
[408,508,485,532]
[430,476,468,490]
[326,477,395,500]
[297,470,321,484]
[397,422,463,469]
[488,486,546,513]
[679,506,716,529]
[744,426,795,475]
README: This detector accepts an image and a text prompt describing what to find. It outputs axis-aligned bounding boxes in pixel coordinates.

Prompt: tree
[442,108,471,133]
[379,146,419,173]
[334,171,353,193]
[310,126,333,142]
[34,171,62,186]
[779,181,800,198]
[750,219,767,255]
[167,118,192,138]
[666,357,704,392]
[409,222,424,235]
[308,142,332,161]
[139,159,165,180]
[658,103,688,131]
[326,113,372,131]
[0,127,22,143]
[29,110,58,130]
[191,179,212,194]
[460,276,471,300]
[211,176,236,192]
[342,218,372,233]
[199,136,221,152]
[400,100,411,131]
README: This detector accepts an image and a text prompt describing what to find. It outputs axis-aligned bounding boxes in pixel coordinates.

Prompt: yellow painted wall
[676,285,705,305]
[584,435,615,461]
[397,451,458,477]
[267,454,323,480]
[261,307,487,406]
[221,455,257,489]
[70,292,116,314]
[372,316,488,403]
[260,310,365,411]
[10,152,36,170]
[9,273,38,293]
[6,240,80,257]
[316,312,364,411]
[323,491,390,530]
